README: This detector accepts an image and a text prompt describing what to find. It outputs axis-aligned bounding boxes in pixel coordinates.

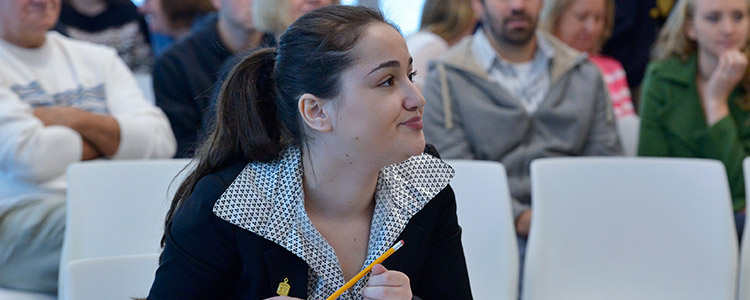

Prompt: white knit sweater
[0,32,176,207]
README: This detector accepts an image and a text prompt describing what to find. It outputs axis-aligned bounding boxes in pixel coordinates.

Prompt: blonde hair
[253,0,341,35]
[540,0,615,53]
[419,0,476,43]
[653,0,750,108]
[651,0,696,61]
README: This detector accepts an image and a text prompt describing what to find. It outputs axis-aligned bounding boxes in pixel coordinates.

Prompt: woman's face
[288,0,333,22]
[325,22,426,167]
[688,0,750,59]
[555,0,607,53]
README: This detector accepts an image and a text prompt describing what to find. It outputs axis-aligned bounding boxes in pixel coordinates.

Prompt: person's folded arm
[0,87,86,182]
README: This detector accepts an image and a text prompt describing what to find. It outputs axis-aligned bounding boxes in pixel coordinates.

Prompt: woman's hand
[703,49,747,126]
[361,264,412,300]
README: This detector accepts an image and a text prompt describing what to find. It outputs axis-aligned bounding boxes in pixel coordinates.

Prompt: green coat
[639,54,750,211]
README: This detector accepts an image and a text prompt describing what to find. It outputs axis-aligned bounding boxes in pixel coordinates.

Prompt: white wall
[379,0,425,36]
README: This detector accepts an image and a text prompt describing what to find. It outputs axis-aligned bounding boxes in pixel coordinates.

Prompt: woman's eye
[733,12,745,22]
[706,14,720,23]
[380,76,395,87]
[408,71,418,82]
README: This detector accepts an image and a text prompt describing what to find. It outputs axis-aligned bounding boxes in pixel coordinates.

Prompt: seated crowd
[0,0,747,297]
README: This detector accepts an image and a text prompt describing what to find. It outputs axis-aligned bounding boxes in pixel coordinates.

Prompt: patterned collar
[213,147,454,299]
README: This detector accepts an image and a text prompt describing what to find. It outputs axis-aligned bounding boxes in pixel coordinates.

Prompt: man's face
[482,0,543,46]
[0,0,61,39]
[220,0,255,31]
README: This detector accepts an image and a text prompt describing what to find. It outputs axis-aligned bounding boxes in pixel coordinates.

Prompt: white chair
[445,160,518,300]
[65,254,159,300]
[738,157,750,300]
[59,159,192,300]
[524,157,738,300]
[0,288,55,300]
[616,116,640,157]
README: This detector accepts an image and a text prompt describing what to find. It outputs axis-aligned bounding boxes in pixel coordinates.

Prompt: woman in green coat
[639,0,750,236]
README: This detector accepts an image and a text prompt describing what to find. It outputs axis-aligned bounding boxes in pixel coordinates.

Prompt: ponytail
[162,48,287,247]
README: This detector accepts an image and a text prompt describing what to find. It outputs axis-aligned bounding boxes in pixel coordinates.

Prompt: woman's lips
[401,116,423,130]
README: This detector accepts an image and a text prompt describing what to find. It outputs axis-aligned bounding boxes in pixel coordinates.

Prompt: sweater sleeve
[421,63,477,160]
[0,86,83,183]
[581,68,623,156]
[103,49,176,160]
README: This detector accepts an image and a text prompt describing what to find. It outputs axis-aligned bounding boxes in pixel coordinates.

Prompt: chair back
[59,159,191,299]
[738,157,750,300]
[445,159,519,300]
[524,157,738,300]
[65,254,159,300]
[0,288,55,300]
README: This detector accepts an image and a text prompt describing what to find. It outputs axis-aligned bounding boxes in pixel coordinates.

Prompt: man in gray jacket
[422,0,622,238]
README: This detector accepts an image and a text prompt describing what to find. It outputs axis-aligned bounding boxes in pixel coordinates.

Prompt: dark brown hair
[160,0,215,30]
[162,5,393,247]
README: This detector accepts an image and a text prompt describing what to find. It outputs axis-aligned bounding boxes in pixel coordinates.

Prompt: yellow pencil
[325,240,405,300]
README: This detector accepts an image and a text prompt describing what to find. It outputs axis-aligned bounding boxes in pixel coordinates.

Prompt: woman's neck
[302,146,379,221]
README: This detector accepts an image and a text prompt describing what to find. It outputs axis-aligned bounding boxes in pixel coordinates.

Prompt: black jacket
[148,146,473,299]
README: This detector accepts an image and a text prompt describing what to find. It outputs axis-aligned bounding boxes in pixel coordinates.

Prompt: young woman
[639,0,750,236]
[147,6,473,300]
[541,0,636,119]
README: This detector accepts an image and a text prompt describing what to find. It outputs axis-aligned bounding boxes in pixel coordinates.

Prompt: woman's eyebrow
[368,60,400,75]
[367,57,414,75]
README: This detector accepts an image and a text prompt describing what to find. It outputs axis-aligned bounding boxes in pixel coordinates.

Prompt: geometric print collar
[213,147,454,299]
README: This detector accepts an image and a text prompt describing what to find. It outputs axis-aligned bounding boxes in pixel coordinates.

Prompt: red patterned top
[590,55,636,119]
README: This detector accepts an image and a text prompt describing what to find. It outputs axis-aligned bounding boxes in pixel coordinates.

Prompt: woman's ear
[298,93,333,133]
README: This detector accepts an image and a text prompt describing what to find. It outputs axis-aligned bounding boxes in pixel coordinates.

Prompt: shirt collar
[212,146,454,299]
[472,28,555,72]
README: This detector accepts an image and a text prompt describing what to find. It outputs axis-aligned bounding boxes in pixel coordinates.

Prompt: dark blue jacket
[148,146,473,299]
